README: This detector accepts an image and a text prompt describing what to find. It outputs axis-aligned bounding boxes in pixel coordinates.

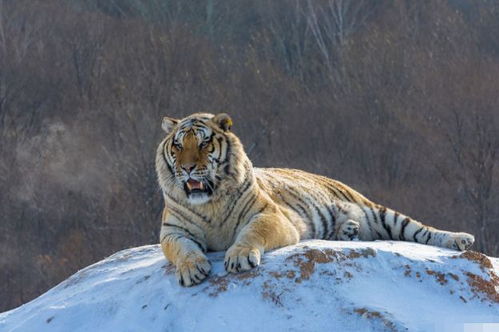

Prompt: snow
[1,240,498,332]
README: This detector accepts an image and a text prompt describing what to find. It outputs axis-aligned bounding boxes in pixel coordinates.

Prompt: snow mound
[1,241,498,332]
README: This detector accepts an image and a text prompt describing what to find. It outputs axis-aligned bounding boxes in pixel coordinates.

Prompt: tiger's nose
[181,163,196,174]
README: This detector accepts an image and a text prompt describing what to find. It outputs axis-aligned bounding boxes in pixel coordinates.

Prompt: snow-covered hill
[1,241,498,332]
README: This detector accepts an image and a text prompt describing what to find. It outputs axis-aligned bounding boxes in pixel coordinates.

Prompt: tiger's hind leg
[329,201,364,241]
[333,219,360,241]
[359,202,475,251]
[441,232,475,251]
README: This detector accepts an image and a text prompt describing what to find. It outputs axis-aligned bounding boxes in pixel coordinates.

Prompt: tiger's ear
[212,113,233,132]
[162,116,179,133]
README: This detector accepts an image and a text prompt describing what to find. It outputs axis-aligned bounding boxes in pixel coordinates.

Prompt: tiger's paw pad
[176,253,211,287]
[447,232,475,251]
[336,220,360,241]
[224,246,261,273]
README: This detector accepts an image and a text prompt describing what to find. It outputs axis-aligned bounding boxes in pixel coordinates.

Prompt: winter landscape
[1,2,499,330]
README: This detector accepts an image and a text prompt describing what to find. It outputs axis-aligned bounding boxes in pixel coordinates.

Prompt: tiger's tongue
[187,179,204,190]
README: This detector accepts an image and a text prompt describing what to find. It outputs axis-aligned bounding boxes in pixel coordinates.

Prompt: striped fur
[156,113,475,287]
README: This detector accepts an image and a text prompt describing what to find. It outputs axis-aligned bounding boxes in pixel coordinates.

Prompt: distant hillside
[1,241,498,331]
[1,0,498,313]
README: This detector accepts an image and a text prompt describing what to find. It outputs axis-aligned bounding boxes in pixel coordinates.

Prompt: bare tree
[437,111,498,253]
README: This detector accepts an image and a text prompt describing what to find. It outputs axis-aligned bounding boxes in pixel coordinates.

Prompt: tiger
[156,112,475,287]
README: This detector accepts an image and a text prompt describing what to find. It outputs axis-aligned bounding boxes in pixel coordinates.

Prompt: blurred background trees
[0,0,498,311]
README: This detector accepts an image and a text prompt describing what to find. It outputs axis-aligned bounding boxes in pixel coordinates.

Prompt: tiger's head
[156,113,249,205]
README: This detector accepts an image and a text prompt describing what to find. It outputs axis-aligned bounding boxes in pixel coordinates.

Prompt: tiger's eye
[172,141,182,151]
[200,140,210,149]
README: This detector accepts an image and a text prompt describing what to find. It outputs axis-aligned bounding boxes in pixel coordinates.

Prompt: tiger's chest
[205,227,235,251]
[189,208,239,251]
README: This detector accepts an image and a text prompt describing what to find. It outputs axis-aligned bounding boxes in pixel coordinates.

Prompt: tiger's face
[158,113,234,205]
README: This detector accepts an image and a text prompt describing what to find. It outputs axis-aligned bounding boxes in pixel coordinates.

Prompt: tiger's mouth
[185,179,205,192]
[184,179,213,197]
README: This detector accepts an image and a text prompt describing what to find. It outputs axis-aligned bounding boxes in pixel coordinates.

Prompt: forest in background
[1,0,498,311]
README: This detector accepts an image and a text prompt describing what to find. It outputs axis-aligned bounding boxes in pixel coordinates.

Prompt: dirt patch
[353,308,400,332]
[207,276,229,297]
[404,265,411,277]
[286,248,337,283]
[425,269,448,285]
[296,261,315,282]
[457,251,493,270]
[269,270,296,280]
[285,247,375,283]
[301,248,337,263]
[347,248,377,259]
[205,269,259,296]
[448,251,499,303]
[465,272,499,303]
[234,270,260,280]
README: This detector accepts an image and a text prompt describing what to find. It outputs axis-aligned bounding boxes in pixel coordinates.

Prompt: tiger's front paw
[176,252,211,287]
[224,245,261,273]
[446,232,475,251]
